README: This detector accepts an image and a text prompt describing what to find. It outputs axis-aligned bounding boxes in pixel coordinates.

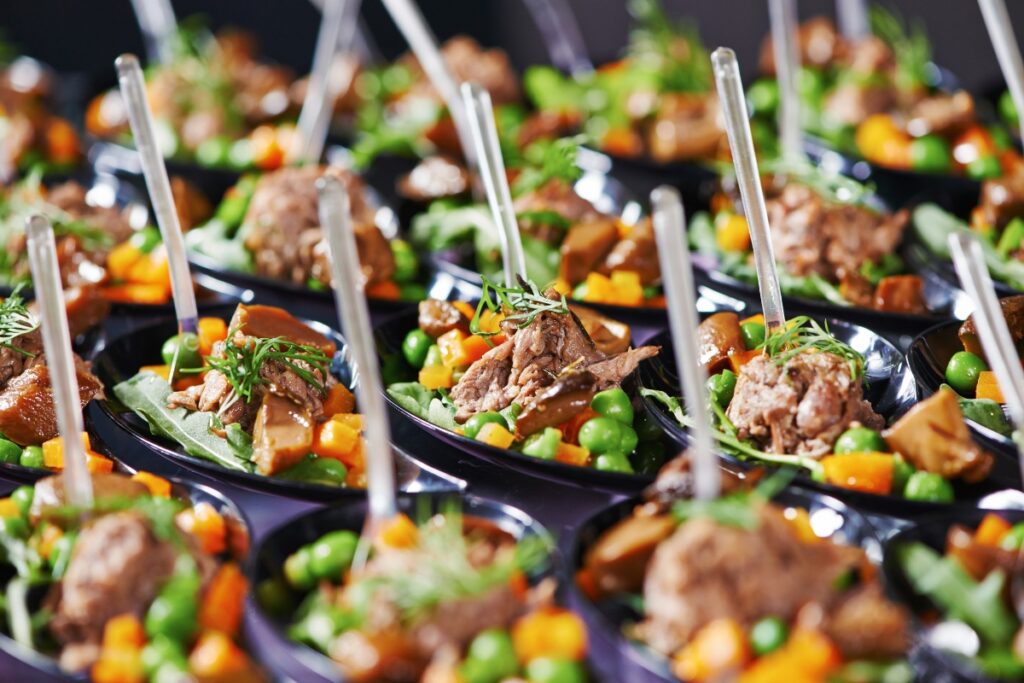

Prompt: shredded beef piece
[0,359,103,446]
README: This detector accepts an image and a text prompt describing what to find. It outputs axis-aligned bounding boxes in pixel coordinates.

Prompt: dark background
[1,0,1022,96]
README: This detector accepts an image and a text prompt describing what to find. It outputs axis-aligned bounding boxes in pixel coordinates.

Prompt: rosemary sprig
[870,4,932,93]
[0,285,39,357]
[762,316,865,380]
[511,136,585,197]
[470,276,569,338]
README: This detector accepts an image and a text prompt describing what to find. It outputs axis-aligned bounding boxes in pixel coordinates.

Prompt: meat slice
[646,93,724,163]
[822,583,911,660]
[448,341,514,421]
[904,91,976,138]
[696,312,744,375]
[559,219,619,285]
[251,392,314,475]
[30,473,148,525]
[586,346,659,389]
[959,294,1024,355]
[980,168,1024,230]
[0,360,103,445]
[230,304,335,355]
[823,83,896,126]
[599,217,660,286]
[760,16,844,75]
[726,352,883,456]
[397,155,470,202]
[400,36,520,108]
[873,274,926,314]
[512,179,601,228]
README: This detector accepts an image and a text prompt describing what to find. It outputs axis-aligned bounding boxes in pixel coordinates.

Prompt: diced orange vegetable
[646,295,666,308]
[477,309,505,334]
[37,523,63,559]
[976,371,1006,403]
[952,125,997,165]
[821,453,894,495]
[438,329,470,368]
[42,432,92,470]
[857,114,904,162]
[199,562,248,635]
[460,335,492,365]
[783,507,820,544]
[172,374,205,392]
[92,649,144,683]
[672,618,750,682]
[177,502,227,555]
[131,471,171,498]
[127,250,171,287]
[740,313,766,327]
[476,422,516,449]
[102,614,147,650]
[0,498,19,518]
[512,608,588,662]
[609,270,644,307]
[140,364,171,380]
[101,283,171,305]
[331,413,364,431]
[716,214,751,253]
[739,629,841,683]
[87,453,115,473]
[312,419,361,465]
[366,280,401,300]
[452,301,477,320]
[975,513,1012,547]
[323,383,356,415]
[189,630,249,677]
[379,513,418,548]
[551,278,571,296]
[602,126,643,157]
[45,118,80,165]
[250,125,285,171]
[555,441,590,467]
[508,570,529,599]
[106,242,143,281]
[728,349,761,374]
[558,408,598,446]
[198,317,229,356]
[582,272,612,303]
[418,365,454,390]
[575,568,601,602]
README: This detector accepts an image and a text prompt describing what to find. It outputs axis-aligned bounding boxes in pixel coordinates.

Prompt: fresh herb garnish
[511,136,585,197]
[0,285,38,357]
[763,316,865,380]
[671,469,796,529]
[470,276,570,339]
[627,0,712,94]
[870,4,932,93]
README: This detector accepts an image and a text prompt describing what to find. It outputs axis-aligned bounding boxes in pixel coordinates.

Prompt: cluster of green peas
[1,485,76,570]
[0,440,48,469]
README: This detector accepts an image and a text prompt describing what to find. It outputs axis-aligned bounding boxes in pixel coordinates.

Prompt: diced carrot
[332,413,364,431]
[127,250,170,287]
[476,422,516,449]
[312,419,361,464]
[460,334,492,365]
[323,383,356,415]
[575,568,601,602]
[452,301,477,320]
[558,408,598,446]
[508,570,529,599]
[172,373,206,391]
[198,317,228,356]
[42,432,92,470]
[821,453,894,495]
[672,618,749,683]
[102,614,147,650]
[139,365,171,380]
[512,608,588,662]
[609,270,644,307]
[379,513,418,548]
[37,523,64,560]
[86,453,115,473]
[250,125,285,171]
[101,283,171,305]
[555,441,590,467]
[740,313,766,327]
[971,206,992,234]
[551,278,572,296]
[189,630,249,677]
[783,507,820,544]
[727,349,761,374]
[953,125,997,165]
[739,629,841,683]
[418,365,453,390]
[199,562,248,635]
[365,280,401,300]
[92,651,144,683]
[716,214,751,253]
[582,272,612,303]
[601,126,643,157]
[177,502,227,555]
[438,329,470,368]
[0,498,19,518]
[45,118,80,165]
[975,513,1012,547]
[976,371,1006,403]
[646,295,666,308]
[131,471,172,498]
[106,242,143,281]
[856,114,903,161]
[477,309,505,334]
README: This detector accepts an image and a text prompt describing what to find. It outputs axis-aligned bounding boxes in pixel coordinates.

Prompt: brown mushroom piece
[516,369,597,436]
[30,473,149,525]
[696,312,744,374]
[570,303,632,356]
[582,512,677,598]
[959,294,1024,356]
[251,393,314,475]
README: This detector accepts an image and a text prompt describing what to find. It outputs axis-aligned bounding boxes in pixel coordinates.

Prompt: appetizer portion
[578,463,912,682]
[115,304,366,486]
[0,471,261,682]
[524,0,727,164]
[644,313,995,501]
[187,165,421,300]
[894,512,1024,681]
[690,168,926,313]
[387,281,663,474]
[87,22,296,172]
[269,509,589,682]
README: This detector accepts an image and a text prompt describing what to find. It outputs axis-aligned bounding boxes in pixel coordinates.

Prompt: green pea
[740,321,766,350]
[284,546,316,590]
[423,344,443,369]
[1000,89,1019,126]
[707,370,737,408]
[390,239,418,283]
[145,589,198,643]
[522,427,562,460]
[595,452,634,473]
[141,635,188,677]
[618,424,639,455]
[129,226,162,254]
[0,437,20,463]
[891,455,915,496]
[464,412,507,440]
[967,155,1003,180]
[228,139,254,170]
[161,332,203,371]
[578,416,624,455]
[278,457,348,486]
[631,440,666,475]
[591,387,634,425]
[945,351,988,395]
[195,136,232,168]
[903,471,955,503]
[525,657,587,683]
[634,412,663,442]
[463,629,518,683]
[909,135,952,173]
[747,79,780,115]
[834,427,888,455]
[749,616,789,655]
[402,329,433,369]
[11,486,33,517]
[309,531,359,580]
[19,446,43,469]
[1001,523,1024,551]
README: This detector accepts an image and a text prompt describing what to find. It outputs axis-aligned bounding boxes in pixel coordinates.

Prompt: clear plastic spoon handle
[25,216,92,508]
[712,48,786,334]
[836,0,870,41]
[129,0,177,65]
[651,187,720,501]
[522,0,593,77]
[978,0,1024,144]
[769,0,802,163]
[461,82,527,287]
[949,233,1024,464]
[380,0,479,175]
[292,0,361,164]
[116,54,197,335]
[317,176,397,522]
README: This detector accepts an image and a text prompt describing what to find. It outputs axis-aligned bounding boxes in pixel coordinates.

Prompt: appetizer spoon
[317,175,397,567]
[712,47,787,334]
[129,0,177,65]
[836,0,870,41]
[25,215,92,507]
[522,0,593,77]
[461,81,527,287]
[769,0,803,164]
[291,0,362,164]
[116,54,199,378]
[651,186,720,500]
[978,0,1024,144]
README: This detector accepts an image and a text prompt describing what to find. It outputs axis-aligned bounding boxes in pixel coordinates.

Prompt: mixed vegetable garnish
[689,164,927,312]
[115,304,367,486]
[644,312,996,501]
[262,507,589,683]
[578,466,913,682]
[0,471,261,682]
[387,280,664,474]
[896,512,1024,680]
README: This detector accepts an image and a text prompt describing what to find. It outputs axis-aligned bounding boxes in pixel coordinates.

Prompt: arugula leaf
[113,372,253,472]
[386,382,457,431]
[914,203,1024,290]
[941,384,1012,437]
